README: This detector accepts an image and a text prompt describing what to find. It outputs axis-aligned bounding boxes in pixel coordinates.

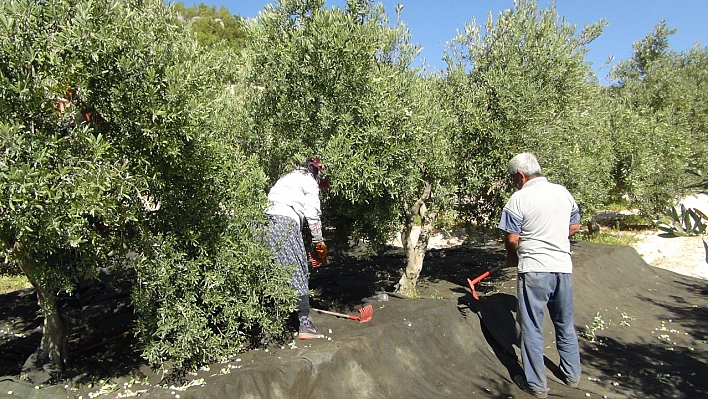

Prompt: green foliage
[0,273,31,294]
[0,0,147,295]
[608,21,708,215]
[603,102,691,215]
[578,232,639,247]
[581,312,607,344]
[576,229,640,246]
[242,0,455,250]
[619,20,676,80]
[1,0,290,370]
[444,0,613,225]
[655,204,707,237]
[133,170,294,368]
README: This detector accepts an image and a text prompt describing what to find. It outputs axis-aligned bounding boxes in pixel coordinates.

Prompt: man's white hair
[508,152,542,176]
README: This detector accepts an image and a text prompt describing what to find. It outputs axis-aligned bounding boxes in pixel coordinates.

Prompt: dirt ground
[1,237,707,399]
[626,193,708,280]
[632,232,708,280]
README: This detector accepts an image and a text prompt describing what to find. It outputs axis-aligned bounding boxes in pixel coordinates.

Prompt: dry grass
[0,274,32,294]
[579,210,652,247]
[579,230,641,246]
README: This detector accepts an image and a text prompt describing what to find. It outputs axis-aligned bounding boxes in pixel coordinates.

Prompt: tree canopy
[608,20,708,214]
[239,0,457,294]
[445,0,614,224]
[0,0,290,371]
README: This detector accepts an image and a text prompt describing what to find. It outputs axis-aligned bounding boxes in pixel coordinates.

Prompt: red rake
[311,304,373,323]
[467,265,503,300]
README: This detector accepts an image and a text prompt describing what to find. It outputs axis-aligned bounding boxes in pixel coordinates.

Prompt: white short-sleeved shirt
[266,169,322,230]
[498,177,580,273]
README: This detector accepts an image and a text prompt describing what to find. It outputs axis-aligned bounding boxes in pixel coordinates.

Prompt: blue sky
[181,0,707,83]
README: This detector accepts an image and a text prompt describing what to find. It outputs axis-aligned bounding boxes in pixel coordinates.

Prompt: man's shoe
[513,375,549,398]
[564,376,579,388]
[298,316,323,340]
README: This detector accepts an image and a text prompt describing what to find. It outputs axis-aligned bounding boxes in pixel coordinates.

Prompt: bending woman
[265,157,328,339]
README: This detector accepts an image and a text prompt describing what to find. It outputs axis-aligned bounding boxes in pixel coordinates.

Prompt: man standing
[498,153,581,398]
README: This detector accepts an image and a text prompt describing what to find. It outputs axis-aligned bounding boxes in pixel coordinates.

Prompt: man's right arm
[498,207,522,268]
[504,232,519,268]
[569,223,580,237]
[569,197,581,237]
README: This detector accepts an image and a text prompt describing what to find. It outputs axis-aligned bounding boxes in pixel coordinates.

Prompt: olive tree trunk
[14,243,70,372]
[396,180,437,296]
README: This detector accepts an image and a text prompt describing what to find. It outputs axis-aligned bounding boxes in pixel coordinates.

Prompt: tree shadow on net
[0,274,146,385]
[310,243,506,311]
[580,335,707,399]
[461,289,708,399]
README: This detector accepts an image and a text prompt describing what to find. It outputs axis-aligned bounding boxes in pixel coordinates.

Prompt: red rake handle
[312,304,373,323]
[312,308,360,320]
[467,265,504,300]
[469,270,491,285]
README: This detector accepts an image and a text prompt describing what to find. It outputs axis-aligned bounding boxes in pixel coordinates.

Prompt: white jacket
[266,169,323,240]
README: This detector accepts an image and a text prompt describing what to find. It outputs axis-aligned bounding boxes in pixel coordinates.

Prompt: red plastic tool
[467,265,504,300]
[312,304,373,323]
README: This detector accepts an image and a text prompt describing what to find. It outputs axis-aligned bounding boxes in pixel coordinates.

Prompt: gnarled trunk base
[396,179,437,296]
[396,222,435,296]
[15,244,70,379]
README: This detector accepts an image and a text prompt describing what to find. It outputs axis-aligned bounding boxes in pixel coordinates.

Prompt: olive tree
[608,21,708,214]
[1,0,289,372]
[0,0,144,371]
[242,0,456,295]
[444,0,614,225]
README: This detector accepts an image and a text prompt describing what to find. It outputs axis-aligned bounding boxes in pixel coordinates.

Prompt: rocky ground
[631,231,707,280]
[618,193,708,280]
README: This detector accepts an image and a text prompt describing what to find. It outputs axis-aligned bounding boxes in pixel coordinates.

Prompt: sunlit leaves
[242,0,453,251]
[609,22,708,215]
[445,0,613,224]
[1,0,289,370]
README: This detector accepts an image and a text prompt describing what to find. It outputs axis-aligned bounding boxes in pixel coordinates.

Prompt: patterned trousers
[266,215,309,296]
